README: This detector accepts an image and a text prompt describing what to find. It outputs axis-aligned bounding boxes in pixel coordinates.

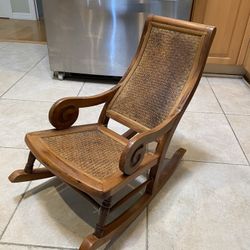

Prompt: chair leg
[94,198,112,238]
[79,193,152,250]
[8,151,54,183]
[24,151,36,173]
[79,198,112,250]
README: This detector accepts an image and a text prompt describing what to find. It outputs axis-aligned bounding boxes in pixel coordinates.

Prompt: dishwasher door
[43,0,193,77]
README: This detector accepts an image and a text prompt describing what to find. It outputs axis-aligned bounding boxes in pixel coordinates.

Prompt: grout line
[224,117,250,165]
[1,80,86,103]
[0,145,28,150]
[0,241,77,250]
[186,77,249,115]
[0,54,47,98]
[77,82,85,96]
[207,78,250,166]
[185,110,223,115]
[162,154,250,167]
[200,76,224,114]
[0,97,54,104]
[0,181,32,240]
[181,159,250,167]
[225,113,250,117]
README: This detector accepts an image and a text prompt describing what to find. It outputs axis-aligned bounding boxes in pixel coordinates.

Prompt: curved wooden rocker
[9,16,215,250]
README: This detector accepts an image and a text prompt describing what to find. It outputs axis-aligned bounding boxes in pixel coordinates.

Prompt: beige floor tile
[2,178,93,248]
[0,99,52,148]
[175,193,250,250]
[0,69,24,96]
[0,245,26,250]
[148,161,250,250]
[148,166,212,250]
[27,56,51,79]
[179,161,250,205]
[187,77,222,113]
[75,104,104,125]
[79,82,116,96]
[2,43,47,54]
[2,56,83,102]
[0,43,47,72]
[2,75,83,102]
[167,112,248,164]
[108,119,129,135]
[0,148,30,235]
[208,77,250,115]
[0,42,9,49]
[108,212,146,250]
[176,162,250,250]
[227,115,250,164]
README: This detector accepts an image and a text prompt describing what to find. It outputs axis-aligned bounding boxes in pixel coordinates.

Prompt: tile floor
[0,42,250,250]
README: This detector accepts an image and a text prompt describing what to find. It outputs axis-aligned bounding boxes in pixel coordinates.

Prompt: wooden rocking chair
[9,16,215,250]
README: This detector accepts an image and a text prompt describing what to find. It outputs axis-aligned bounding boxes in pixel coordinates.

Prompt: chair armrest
[49,85,119,129]
[119,110,181,175]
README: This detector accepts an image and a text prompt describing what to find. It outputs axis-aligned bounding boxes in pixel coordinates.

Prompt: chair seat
[25,124,159,198]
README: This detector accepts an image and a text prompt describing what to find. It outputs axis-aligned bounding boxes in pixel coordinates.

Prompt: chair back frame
[99,16,215,134]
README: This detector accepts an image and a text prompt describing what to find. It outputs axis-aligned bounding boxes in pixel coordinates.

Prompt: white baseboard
[12,12,36,20]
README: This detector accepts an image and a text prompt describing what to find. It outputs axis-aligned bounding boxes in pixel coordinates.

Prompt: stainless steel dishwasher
[43,0,193,79]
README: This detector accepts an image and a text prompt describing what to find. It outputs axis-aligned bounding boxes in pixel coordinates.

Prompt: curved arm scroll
[49,100,79,130]
[119,110,182,175]
[119,140,147,175]
[49,86,119,130]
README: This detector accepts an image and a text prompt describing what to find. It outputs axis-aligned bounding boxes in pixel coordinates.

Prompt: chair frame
[9,16,216,250]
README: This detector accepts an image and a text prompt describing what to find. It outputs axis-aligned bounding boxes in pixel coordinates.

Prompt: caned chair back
[106,16,214,132]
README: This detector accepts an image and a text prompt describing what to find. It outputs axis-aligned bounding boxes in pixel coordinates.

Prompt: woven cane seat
[42,128,125,179]
[25,124,159,197]
[25,124,126,179]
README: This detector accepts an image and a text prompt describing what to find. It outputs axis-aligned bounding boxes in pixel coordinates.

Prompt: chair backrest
[106,16,216,132]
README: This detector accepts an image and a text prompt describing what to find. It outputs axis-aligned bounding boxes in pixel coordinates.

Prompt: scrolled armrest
[119,110,181,175]
[49,86,119,129]
[119,139,147,175]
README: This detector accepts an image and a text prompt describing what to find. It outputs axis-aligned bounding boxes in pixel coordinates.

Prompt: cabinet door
[192,0,250,65]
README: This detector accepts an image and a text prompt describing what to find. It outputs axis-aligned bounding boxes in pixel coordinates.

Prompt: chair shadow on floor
[19,137,208,248]
[22,175,148,248]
